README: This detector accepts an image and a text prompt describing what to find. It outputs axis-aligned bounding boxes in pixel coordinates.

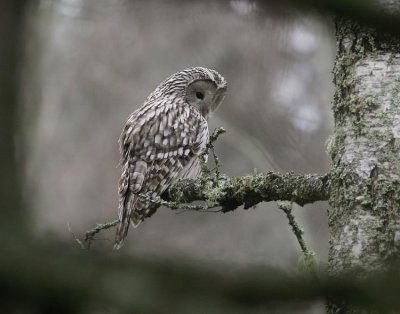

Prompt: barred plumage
[114,67,227,249]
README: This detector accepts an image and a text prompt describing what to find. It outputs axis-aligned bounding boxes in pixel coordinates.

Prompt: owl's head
[151,67,227,119]
[184,67,227,119]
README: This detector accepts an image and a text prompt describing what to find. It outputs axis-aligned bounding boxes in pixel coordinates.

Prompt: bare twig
[83,219,119,249]
[277,201,317,273]
[66,222,86,249]
[277,202,309,254]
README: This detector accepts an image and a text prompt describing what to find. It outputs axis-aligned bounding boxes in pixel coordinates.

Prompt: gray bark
[328,0,400,311]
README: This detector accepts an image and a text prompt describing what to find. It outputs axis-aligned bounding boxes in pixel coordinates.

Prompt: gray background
[22,0,334,270]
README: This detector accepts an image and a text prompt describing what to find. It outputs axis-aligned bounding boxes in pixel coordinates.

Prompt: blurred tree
[3,1,400,313]
[0,2,27,237]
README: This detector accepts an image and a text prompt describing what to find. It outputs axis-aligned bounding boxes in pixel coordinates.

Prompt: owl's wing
[114,104,208,249]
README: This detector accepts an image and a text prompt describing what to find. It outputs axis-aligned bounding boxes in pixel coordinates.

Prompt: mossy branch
[80,128,330,248]
[161,127,330,211]
[80,171,329,248]
[162,171,330,212]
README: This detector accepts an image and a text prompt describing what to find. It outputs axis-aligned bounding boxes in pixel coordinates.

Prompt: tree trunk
[0,2,28,236]
[328,1,400,311]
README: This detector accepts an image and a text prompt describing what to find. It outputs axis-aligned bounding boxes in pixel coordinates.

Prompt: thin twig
[67,222,86,249]
[199,127,226,180]
[277,201,310,255]
[277,201,317,273]
[84,219,119,249]
[209,127,226,182]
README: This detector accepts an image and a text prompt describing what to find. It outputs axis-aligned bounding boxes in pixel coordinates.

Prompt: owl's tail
[114,195,142,250]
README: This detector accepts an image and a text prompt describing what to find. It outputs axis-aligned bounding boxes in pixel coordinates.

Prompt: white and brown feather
[114,67,226,249]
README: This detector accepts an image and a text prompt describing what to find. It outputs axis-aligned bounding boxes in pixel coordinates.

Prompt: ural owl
[114,67,227,249]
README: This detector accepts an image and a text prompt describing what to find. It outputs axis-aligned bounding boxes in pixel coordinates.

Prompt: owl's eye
[196,91,204,100]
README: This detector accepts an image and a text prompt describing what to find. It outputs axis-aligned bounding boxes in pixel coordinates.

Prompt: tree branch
[278,201,311,255]
[163,171,330,211]
[3,243,400,313]
[81,127,329,247]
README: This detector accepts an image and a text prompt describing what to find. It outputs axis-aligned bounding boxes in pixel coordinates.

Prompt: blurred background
[21,0,334,270]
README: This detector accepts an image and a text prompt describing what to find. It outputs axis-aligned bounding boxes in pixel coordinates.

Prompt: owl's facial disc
[186,79,225,118]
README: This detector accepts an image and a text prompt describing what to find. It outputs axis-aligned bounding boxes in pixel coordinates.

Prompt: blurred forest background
[22,0,334,268]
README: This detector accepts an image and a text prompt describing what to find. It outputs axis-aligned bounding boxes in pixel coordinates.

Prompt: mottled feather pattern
[114,67,226,249]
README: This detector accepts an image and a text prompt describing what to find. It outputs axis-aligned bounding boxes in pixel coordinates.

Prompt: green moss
[329,16,400,275]
[390,76,400,107]
[326,127,346,161]
[355,195,372,206]
[203,185,225,207]
[325,135,335,157]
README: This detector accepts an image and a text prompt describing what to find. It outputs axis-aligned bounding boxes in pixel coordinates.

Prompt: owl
[114,67,227,249]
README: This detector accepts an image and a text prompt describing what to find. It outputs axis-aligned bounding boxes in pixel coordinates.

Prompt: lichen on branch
[80,128,330,248]
[162,171,330,211]
[159,127,330,211]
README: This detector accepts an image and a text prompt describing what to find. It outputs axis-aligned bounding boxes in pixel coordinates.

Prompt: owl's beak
[201,107,209,118]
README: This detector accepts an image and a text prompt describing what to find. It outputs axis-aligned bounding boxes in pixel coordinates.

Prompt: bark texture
[328,1,400,311]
